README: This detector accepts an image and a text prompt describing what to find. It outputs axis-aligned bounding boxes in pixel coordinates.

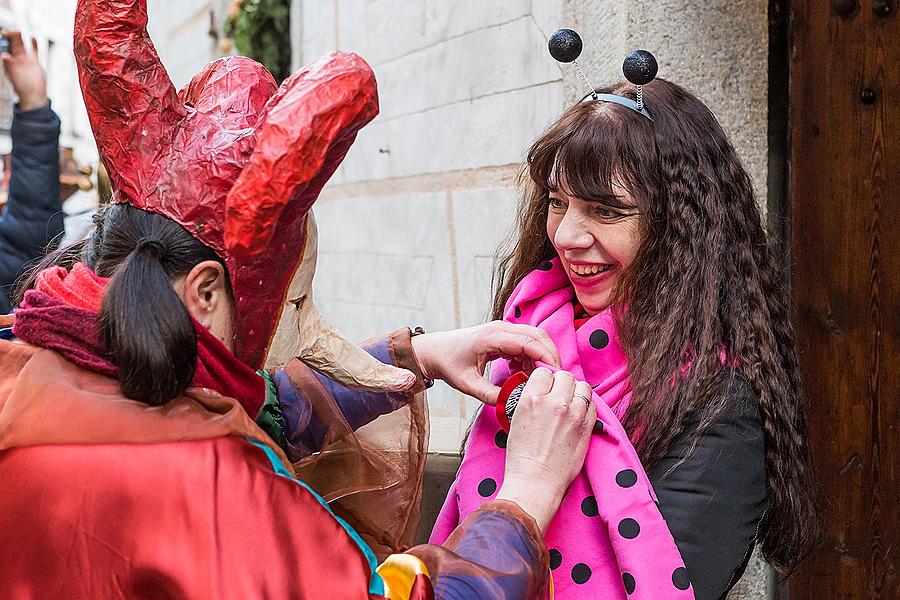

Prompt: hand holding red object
[496,368,596,532]
[410,321,560,405]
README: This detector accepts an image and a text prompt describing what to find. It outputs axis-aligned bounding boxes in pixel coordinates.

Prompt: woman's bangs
[535,107,633,209]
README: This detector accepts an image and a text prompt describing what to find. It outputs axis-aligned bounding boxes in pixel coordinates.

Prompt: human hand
[410,321,560,405]
[1,31,47,111]
[495,369,595,532]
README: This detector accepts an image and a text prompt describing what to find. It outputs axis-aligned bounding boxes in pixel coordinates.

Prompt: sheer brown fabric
[282,330,429,558]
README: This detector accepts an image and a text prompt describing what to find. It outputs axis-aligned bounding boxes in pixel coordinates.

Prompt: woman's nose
[554,211,593,250]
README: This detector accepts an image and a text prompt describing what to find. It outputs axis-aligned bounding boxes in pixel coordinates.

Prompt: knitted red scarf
[12,264,265,417]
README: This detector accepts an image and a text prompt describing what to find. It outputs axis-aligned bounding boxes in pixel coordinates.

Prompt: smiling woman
[432,78,817,600]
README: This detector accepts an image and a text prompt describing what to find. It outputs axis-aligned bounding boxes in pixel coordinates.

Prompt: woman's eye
[597,208,622,219]
[548,197,566,209]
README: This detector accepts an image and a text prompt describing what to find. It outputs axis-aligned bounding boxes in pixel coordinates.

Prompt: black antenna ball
[623,50,658,85]
[548,29,583,63]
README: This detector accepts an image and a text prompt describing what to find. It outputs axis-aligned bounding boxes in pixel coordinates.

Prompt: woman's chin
[569,280,615,315]
[573,293,613,315]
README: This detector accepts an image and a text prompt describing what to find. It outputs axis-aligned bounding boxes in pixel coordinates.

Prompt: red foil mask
[74,0,378,368]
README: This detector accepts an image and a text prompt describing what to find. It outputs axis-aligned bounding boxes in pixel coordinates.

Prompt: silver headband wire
[581,92,655,121]
[549,29,657,122]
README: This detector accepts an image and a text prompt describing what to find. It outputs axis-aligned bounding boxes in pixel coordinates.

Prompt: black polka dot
[494,430,508,449]
[616,469,638,488]
[622,572,636,594]
[618,518,640,539]
[672,567,691,590]
[477,478,497,498]
[514,306,522,319]
[580,496,599,517]
[589,329,610,349]
[571,563,592,584]
[538,261,553,271]
[549,549,562,570]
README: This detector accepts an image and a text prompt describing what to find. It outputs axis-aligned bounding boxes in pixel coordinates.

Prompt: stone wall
[147,0,233,89]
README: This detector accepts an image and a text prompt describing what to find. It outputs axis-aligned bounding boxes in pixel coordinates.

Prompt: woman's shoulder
[652,372,765,476]
[704,373,763,433]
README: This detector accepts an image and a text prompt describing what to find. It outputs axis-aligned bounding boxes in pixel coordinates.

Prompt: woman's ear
[180,260,229,326]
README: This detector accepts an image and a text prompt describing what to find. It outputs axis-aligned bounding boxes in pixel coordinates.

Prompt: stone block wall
[147,0,233,89]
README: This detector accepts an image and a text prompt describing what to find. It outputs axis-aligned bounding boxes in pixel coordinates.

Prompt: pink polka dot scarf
[430,257,694,599]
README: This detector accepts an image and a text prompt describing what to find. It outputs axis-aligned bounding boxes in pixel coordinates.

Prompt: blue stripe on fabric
[246,439,386,596]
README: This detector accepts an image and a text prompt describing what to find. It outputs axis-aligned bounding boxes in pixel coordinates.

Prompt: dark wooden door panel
[788,1,898,598]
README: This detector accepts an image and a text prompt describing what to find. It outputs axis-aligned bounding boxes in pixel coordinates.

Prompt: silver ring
[574,393,591,406]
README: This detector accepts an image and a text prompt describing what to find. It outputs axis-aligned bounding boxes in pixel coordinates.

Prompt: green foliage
[225,0,292,82]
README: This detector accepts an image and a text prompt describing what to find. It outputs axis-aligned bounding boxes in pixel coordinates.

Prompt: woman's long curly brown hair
[492,79,816,572]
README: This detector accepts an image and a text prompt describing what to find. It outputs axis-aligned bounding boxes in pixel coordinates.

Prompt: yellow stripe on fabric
[377,554,431,600]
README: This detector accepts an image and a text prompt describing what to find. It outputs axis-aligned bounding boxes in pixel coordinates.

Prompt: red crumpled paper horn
[224,52,378,259]
[74,0,186,209]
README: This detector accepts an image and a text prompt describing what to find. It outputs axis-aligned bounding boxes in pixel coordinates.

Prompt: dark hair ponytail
[99,239,199,405]
[92,205,230,406]
[18,203,230,406]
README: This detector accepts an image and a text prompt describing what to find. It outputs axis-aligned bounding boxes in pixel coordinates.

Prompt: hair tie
[134,238,167,257]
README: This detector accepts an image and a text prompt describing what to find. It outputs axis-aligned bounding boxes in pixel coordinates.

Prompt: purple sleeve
[409,500,551,600]
[434,511,540,599]
[273,329,426,459]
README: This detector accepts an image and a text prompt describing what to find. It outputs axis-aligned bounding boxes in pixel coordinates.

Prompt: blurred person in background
[0,30,63,313]
[57,146,101,246]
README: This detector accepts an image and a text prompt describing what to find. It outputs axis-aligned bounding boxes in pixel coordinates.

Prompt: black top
[648,376,767,600]
[0,102,63,313]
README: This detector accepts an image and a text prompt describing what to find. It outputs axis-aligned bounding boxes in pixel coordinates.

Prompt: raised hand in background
[2,31,48,111]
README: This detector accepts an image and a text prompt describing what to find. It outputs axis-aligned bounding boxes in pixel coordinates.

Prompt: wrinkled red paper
[74,0,378,368]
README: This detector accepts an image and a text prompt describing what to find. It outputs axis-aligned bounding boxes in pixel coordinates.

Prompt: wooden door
[788,1,898,598]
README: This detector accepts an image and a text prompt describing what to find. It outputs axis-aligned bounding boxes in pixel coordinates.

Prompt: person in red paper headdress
[0,1,596,598]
